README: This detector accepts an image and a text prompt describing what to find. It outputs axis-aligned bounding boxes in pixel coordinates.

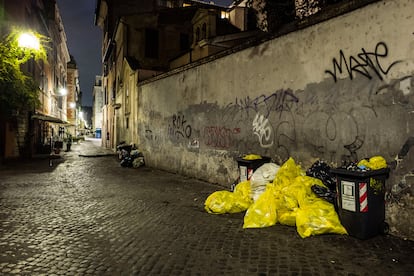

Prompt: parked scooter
[116,141,132,161]
[116,142,145,168]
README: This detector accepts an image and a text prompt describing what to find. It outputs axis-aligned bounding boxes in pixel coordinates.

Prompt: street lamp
[0,28,47,158]
[59,87,68,96]
[0,28,47,115]
[17,32,40,50]
[13,29,46,64]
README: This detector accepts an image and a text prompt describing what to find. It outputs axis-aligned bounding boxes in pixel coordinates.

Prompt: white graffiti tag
[253,113,274,148]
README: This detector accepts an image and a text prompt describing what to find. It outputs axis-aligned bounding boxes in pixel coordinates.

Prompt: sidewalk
[39,136,116,159]
[0,137,116,170]
[70,137,116,157]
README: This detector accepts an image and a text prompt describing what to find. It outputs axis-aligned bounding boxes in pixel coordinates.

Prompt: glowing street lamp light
[59,87,67,96]
[69,102,76,109]
[17,32,40,51]
[6,29,47,68]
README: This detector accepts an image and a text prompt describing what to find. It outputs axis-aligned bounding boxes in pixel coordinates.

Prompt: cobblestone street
[0,138,413,275]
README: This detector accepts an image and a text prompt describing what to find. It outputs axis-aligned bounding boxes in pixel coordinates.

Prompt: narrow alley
[0,138,413,275]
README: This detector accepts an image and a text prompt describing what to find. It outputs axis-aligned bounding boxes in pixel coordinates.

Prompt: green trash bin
[331,168,390,239]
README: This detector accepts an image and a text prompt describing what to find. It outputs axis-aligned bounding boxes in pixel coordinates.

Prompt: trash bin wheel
[380,221,389,235]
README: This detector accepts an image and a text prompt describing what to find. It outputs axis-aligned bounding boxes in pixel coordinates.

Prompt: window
[104,87,108,105]
[195,27,200,42]
[202,23,206,39]
[112,80,116,99]
[58,96,63,109]
[158,0,174,7]
[180,33,189,51]
[125,85,130,113]
[145,29,159,58]
[220,11,229,19]
[158,0,167,6]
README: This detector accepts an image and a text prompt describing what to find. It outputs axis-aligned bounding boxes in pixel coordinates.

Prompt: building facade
[94,0,255,149]
[92,75,104,138]
[0,0,72,158]
[66,55,80,136]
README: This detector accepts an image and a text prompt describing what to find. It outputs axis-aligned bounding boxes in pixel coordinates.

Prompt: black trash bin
[331,167,390,239]
[237,156,271,182]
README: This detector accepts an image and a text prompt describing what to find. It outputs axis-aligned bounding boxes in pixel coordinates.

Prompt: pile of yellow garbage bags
[204,157,348,238]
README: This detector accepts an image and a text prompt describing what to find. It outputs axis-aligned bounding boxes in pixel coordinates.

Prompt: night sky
[56,0,101,106]
[56,0,234,106]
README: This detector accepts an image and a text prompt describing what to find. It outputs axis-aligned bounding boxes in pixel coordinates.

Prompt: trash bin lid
[330,167,390,178]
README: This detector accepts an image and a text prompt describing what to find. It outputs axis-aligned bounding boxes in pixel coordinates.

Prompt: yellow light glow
[69,102,76,109]
[18,32,40,50]
[59,88,67,96]
[221,11,229,19]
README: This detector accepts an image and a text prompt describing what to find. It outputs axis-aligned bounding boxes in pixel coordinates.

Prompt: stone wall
[137,0,414,239]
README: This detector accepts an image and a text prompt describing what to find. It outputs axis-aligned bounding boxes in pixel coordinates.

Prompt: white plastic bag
[250,163,280,201]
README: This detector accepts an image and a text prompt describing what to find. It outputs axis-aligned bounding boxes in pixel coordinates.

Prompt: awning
[31,114,68,125]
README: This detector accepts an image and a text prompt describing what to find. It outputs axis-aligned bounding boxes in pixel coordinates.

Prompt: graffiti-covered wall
[138,0,414,239]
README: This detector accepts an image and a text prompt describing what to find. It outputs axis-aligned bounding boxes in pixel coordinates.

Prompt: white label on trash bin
[341,180,356,212]
[240,166,247,182]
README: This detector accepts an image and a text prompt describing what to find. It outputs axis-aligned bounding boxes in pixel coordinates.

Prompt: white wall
[138,0,414,239]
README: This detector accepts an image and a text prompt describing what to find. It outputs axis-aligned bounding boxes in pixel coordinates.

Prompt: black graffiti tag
[224,89,299,120]
[326,42,401,82]
[168,114,192,139]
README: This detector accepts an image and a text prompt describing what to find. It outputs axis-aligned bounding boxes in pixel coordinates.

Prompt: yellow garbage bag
[296,198,347,238]
[273,157,305,188]
[291,175,326,206]
[242,154,263,160]
[204,191,236,214]
[293,175,325,190]
[368,156,387,169]
[357,156,387,170]
[233,180,252,202]
[232,181,253,211]
[243,184,277,228]
[273,185,298,226]
[204,181,252,214]
[273,176,325,226]
[278,189,299,209]
[274,184,302,226]
[277,208,298,226]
